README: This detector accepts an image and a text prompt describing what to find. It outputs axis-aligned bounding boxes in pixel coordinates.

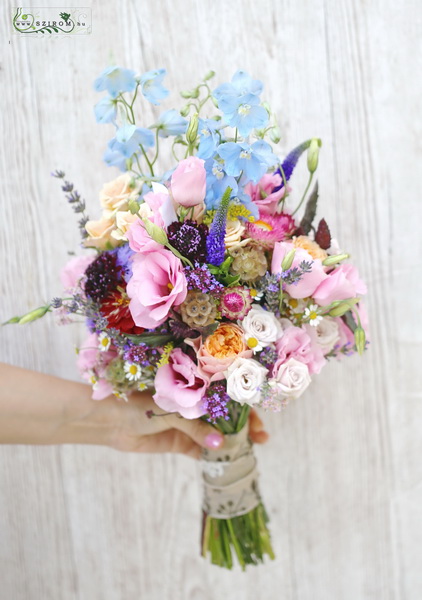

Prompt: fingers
[249,409,269,444]
[133,429,202,459]
[165,414,224,450]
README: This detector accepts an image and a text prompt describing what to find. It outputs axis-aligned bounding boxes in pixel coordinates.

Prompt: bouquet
[6,67,368,569]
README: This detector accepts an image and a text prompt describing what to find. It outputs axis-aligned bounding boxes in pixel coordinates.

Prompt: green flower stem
[150,128,161,166]
[130,83,140,110]
[291,171,314,217]
[278,163,289,210]
[139,144,155,176]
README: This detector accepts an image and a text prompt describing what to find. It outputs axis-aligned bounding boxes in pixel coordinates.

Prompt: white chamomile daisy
[98,332,111,352]
[137,382,148,391]
[113,390,129,402]
[304,304,323,327]
[124,361,143,381]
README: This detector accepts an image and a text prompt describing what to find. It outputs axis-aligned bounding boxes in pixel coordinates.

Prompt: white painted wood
[1,0,421,598]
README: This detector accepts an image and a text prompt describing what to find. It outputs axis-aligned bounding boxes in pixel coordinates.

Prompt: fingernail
[205,433,223,449]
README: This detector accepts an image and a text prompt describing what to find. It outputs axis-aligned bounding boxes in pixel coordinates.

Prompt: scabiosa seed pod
[229,245,268,283]
[179,290,217,328]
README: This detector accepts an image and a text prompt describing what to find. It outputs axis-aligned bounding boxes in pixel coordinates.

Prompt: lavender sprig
[52,170,90,240]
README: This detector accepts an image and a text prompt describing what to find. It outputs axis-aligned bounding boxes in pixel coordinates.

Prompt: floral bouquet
[6,67,368,569]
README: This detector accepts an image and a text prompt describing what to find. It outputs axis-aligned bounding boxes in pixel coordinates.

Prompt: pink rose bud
[170,156,206,207]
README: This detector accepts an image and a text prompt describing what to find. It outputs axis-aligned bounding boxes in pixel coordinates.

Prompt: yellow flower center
[101,338,109,347]
[288,298,299,308]
[309,311,318,321]
[167,282,174,291]
[247,337,259,349]
[254,219,273,231]
[129,365,138,375]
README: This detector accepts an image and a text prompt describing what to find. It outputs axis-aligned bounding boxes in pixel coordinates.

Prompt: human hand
[107,390,269,459]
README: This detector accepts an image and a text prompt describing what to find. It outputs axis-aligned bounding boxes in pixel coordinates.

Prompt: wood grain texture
[1,0,421,598]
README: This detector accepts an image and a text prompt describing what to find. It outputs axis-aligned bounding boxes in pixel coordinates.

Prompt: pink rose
[244,173,288,215]
[153,348,208,419]
[274,326,326,375]
[171,157,206,207]
[271,241,327,299]
[313,264,367,306]
[60,255,94,290]
[127,248,187,329]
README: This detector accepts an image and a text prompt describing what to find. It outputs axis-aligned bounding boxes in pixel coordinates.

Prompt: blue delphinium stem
[206,186,232,266]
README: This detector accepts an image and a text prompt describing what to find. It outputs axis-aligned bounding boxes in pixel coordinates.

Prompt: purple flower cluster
[206,187,232,266]
[184,263,224,294]
[204,384,230,423]
[123,342,159,367]
[84,252,122,302]
[167,220,208,262]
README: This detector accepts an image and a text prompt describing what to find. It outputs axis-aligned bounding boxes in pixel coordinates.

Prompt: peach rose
[292,236,328,261]
[100,174,142,211]
[84,212,120,250]
[187,323,252,382]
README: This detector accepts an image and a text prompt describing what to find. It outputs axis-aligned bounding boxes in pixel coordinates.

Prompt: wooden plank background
[1,0,421,598]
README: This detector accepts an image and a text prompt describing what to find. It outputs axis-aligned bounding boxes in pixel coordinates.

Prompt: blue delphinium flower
[94,96,117,124]
[94,66,137,98]
[103,147,127,171]
[155,109,188,138]
[204,159,237,209]
[213,70,263,102]
[197,118,222,160]
[108,124,155,158]
[213,71,268,137]
[139,68,169,105]
[217,140,277,183]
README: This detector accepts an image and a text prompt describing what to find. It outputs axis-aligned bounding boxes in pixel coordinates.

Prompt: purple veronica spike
[273,139,313,191]
[205,186,232,266]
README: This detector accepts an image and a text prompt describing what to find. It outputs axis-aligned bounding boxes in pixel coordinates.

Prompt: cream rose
[225,220,250,248]
[271,357,311,400]
[100,174,141,211]
[226,357,268,406]
[111,210,140,241]
[240,304,283,352]
[309,317,340,355]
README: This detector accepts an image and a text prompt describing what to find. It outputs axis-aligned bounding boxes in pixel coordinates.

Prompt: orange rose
[187,323,252,382]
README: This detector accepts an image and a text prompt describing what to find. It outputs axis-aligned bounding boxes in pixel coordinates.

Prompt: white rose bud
[313,317,340,354]
[226,358,268,406]
[241,304,283,352]
[272,358,311,400]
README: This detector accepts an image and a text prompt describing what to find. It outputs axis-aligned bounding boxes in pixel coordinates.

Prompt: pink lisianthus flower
[271,241,327,299]
[60,255,94,290]
[127,248,187,329]
[312,264,367,306]
[77,332,117,400]
[274,326,326,375]
[153,348,208,419]
[244,173,288,215]
[127,189,174,254]
[170,156,206,207]
[246,210,295,245]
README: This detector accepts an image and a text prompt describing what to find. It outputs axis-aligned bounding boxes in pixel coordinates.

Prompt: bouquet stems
[200,404,275,569]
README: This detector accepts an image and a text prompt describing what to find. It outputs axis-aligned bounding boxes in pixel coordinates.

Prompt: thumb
[166,415,224,450]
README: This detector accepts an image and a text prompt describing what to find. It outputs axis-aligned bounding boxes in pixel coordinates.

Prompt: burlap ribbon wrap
[200,426,261,519]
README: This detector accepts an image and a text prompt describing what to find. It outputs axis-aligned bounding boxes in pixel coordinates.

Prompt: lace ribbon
[200,426,261,519]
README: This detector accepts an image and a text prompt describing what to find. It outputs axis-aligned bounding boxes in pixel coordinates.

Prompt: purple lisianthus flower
[138,68,169,105]
[94,66,137,98]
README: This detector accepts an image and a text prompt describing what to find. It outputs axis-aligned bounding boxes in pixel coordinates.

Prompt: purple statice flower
[184,263,224,294]
[167,220,208,263]
[123,343,149,365]
[204,384,230,423]
[258,345,278,372]
[206,186,232,266]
